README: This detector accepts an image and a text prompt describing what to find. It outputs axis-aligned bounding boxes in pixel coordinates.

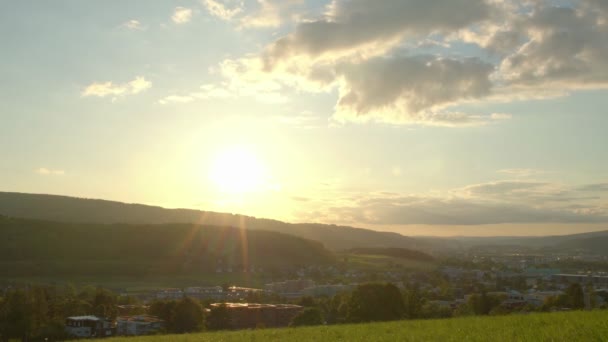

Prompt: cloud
[301,180,608,226]
[576,183,608,192]
[498,5,608,89]
[172,7,193,24]
[262,0,490,67]
[497,168,543,177]
[82,76,151,99]
[196,0,608,127]
[36,168,65,176]
[122,20,144,30]
[202,0,243,20]
[240,0,303,28]
[335,196,607,225]
[332,55,496,125]
[490,113,512,120]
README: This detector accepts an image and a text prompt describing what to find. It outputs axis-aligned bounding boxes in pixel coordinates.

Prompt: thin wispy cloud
[122,19,144,30]
[497,168,544,178]
[172,7,193,24]
[202,0,243,20]
[36,168,65,176]
[82,76,151,99]
[298,180,608,226]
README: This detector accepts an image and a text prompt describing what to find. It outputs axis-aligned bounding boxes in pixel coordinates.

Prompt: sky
[1,0,608,236]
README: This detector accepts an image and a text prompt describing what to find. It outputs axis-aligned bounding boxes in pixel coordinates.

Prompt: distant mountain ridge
[0,191,422,251]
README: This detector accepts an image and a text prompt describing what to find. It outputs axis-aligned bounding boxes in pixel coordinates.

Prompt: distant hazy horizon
[2,0,607,237]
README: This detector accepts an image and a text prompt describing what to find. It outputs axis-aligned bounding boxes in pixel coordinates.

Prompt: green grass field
[83,310,608,342]
[0,273,267,292]
[343,253,437,271]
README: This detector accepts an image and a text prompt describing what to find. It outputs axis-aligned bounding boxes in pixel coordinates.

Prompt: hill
[419,229,608,254]
[555,236,608,255]
[0,191,422,251]
[78,310,608,342]
[0,216,335,278]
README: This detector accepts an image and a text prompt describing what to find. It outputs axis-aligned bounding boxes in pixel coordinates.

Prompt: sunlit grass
[80,310,608,342]
[344,253,437,271]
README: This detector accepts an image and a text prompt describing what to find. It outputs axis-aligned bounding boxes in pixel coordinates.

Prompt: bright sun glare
[209,147,265,194]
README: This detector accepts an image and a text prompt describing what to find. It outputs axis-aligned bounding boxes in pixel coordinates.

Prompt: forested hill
[0,191,422,251]
[0,216,335,277]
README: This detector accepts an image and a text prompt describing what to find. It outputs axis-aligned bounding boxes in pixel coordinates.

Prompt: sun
[209,147,266,194]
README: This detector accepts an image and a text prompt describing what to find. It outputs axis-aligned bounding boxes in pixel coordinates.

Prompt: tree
[92,288,117,319]
[403,284,424,319]
[290,307,323,327]
[319,293,348,324]
[206,304,232,331]
[297,296,316,308]
[565,283,585,309]
[468,292,503,315]
[0,290,33,341]
[346,283,404,323]
[171,297,204,333]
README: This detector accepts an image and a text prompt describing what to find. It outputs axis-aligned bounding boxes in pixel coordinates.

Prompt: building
[265,279,315,298]
[116,315,164,336]
[225,286,265,300]
[65,315,114,338]
[184,286,224,300]
[209,303,303,329]
[552,274,608,287]
[524,291,563,307]
[156,288,184,300]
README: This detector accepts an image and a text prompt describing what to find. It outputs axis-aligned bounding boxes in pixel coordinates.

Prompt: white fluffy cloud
[192,0,608,126]
[82,76,151,99]
[122,20,144,30]
[498,4,608,89]
[172,7,193,24]
[36,168,65,176]
[333,55,495,124]
[202,0,243,20]
[241,0,303,28]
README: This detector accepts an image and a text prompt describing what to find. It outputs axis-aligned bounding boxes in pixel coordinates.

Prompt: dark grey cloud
[576,183,608,192]
[500,4,608,88]
[332,197,608,225]
[306,180,608,225]
[212,0,608,126]
[263,0,491,67]
[334,55,494,123]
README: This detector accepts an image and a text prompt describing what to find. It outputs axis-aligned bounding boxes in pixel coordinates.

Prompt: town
[3,247,607,340]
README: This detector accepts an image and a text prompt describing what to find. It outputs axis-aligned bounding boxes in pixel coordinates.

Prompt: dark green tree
[346,283,404,323]
[297,296,316,308]
[403,284,424,319]
[171,297,205,333]
[565,283,585,309]
[0,290,33,341]
[290,307,323,327]
[92,288,117,319]
[206,303,232,330]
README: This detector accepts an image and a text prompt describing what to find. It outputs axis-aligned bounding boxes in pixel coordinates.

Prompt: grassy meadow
[81,310,608,342]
